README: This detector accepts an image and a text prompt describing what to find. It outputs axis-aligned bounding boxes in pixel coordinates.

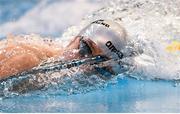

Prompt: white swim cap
[78,19,127,60]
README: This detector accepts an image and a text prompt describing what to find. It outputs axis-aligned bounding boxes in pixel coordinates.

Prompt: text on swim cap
[105,41,123,59]
[92,20,110,28]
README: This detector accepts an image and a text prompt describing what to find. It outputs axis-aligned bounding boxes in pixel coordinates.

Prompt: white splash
[1,0,180,80]
[61,0,180,80]
[0,0,102,38]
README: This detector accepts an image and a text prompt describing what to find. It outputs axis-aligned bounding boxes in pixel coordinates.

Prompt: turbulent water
[1,0,180,98]
[61,0,180,80]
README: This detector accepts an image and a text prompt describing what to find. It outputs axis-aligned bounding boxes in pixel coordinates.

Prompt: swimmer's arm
[0,38,63,80]
[0,52,41,80]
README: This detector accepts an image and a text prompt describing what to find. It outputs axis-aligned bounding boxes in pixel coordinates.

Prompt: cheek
[90,45,104,56]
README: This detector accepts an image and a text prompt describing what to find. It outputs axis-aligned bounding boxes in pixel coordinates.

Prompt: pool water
[0,0,180,113]
[1,77,180,113]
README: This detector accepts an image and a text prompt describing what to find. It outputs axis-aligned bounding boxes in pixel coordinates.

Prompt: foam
[1,0,180,80]
[61,0,180,80]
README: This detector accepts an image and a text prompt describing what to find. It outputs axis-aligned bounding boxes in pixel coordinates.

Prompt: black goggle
[79,36,93,57]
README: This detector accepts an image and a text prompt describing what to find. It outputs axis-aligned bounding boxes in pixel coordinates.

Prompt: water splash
[61,0,180,80]
[1,0,180,98]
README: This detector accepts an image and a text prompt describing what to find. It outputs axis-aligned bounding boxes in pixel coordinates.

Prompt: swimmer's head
[78,19,127,60]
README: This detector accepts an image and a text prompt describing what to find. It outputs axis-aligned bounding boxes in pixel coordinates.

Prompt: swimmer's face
[65,36,104,59]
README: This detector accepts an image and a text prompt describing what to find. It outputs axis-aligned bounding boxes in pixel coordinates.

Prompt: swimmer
[0,20,131,81]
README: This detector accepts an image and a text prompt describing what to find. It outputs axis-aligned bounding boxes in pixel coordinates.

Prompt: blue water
[0,0,180,113]
[0,77,180,113]
[0,0,39,24]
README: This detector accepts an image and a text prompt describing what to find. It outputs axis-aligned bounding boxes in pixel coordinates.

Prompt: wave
[0,0,102,38]
[61,0,180,80]
[0,0,180,98]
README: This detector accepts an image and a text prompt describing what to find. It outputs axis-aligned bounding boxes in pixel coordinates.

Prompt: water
[0,0,102,38]
[1,77,180,113]
[0,0,180,112]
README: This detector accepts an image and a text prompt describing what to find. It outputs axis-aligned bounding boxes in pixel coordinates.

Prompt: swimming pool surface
[0,77,179,113]
[0,0,180,113]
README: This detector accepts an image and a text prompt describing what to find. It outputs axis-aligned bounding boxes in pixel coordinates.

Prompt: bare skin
[0,35,103,80]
